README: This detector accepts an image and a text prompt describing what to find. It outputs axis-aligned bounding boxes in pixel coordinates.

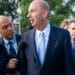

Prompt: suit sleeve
[0,45,6,73]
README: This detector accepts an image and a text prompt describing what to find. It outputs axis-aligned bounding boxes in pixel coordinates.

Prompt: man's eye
[3,26,8,29]
[31,9,34,12]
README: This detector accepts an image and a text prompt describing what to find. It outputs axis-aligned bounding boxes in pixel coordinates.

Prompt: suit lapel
[0,35,21,57]
[28,29,41,66]
[0,38,9,56]
[43,25,58,65]
[15,34,21,56]
[15,34,21,45]
[28,26,58,67]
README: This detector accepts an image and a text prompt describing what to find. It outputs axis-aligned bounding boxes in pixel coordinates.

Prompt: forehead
[68,22,75,29]
[69,23,75,27]
[28,1,42,11]
[0,17,11,25]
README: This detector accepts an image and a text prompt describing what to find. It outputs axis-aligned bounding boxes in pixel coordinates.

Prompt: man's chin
[7,36,14,40]
[31,24,36,27]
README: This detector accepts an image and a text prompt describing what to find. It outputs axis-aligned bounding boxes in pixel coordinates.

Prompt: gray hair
[40,0,50,16]
[42,1,50,15]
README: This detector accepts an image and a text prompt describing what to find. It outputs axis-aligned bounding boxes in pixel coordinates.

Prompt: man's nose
[27,13,29,18]
[8,26,13,30]
[27,13,31,19]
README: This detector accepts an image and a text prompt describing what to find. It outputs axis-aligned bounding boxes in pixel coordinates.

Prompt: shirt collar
[3,35,16,45]
[35,23,50,37]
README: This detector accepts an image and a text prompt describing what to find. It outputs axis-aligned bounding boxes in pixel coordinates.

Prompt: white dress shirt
[35,23,50,64]
[3,35,18,54]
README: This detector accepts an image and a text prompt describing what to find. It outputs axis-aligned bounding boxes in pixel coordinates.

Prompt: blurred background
[0,0,75,34]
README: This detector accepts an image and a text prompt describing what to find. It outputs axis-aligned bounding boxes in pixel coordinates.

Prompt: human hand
[7,58,18,69]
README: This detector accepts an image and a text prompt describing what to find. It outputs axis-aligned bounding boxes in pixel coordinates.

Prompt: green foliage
[0,0,17,19]
[18,0,31,29]
[47,0,75,26]
[17,0,75,29]
[50,14,66,25]
[21,2,31,29]
[0,0,75,29]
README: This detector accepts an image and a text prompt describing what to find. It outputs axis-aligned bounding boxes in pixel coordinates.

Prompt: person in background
[19,0,72,75]
[0,16,21,75]
[68,19,75,75]
[60,19,75,75]
[60,19,70,30]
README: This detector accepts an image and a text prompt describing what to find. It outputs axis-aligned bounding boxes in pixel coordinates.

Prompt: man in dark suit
[20,0,72,75]
[0,16,21,75]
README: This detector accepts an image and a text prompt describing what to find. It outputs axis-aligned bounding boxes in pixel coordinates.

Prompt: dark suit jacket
[72,46,75,75]
[20,25,72,75]
[0,34,21,74]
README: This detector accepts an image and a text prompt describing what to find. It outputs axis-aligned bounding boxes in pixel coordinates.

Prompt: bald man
[0,16,21,75]
[20,0,72,75]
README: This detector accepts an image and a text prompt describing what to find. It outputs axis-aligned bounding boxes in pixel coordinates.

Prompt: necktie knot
[8,41,12,45]
[40,32,44,37]
[40,32,45,45]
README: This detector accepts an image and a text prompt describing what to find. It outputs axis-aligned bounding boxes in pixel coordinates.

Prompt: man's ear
[43,10,49,18]
[0,30,1,33]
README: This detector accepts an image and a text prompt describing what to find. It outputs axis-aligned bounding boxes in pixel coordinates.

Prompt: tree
[0,0,18,19]
[18,0,31,30]
[48,0,75,25]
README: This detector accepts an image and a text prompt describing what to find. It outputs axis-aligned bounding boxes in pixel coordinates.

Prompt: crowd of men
[0,0,75,75]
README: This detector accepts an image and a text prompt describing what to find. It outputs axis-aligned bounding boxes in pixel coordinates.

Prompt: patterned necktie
[37,32,45,65]
[8,41,16,57]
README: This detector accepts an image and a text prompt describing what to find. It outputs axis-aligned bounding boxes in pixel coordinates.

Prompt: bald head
[30,0,50,15]
[0,16,14,40]
[0,16,8,20]
[27,0,50,30]
[0,16,12,26]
